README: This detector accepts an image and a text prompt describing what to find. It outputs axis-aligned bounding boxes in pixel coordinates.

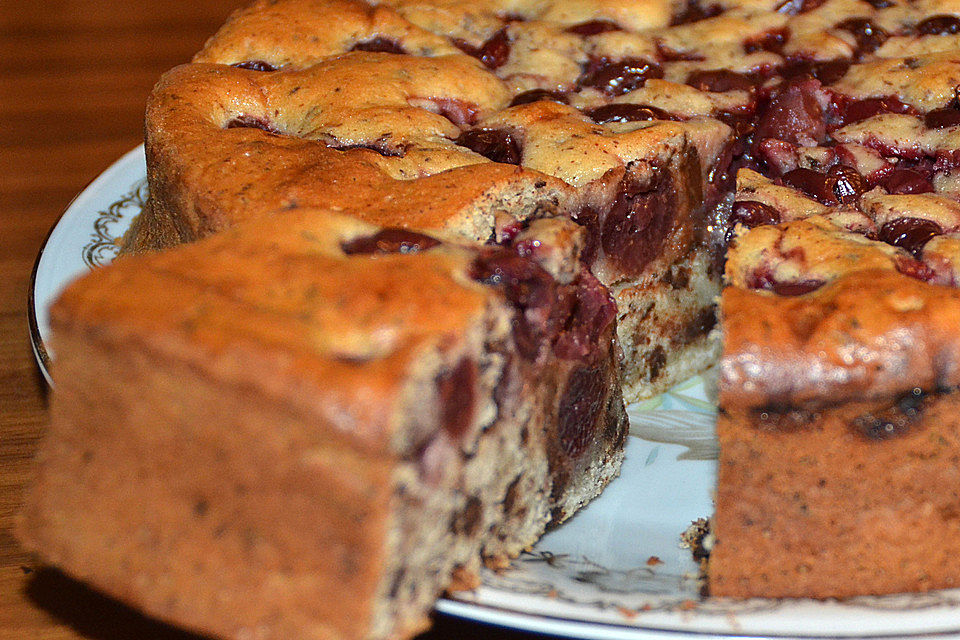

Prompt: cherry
[225,115,282,134]
[558,365,606,458]
[726,200,781,241]
[509,89,569,107]
[454,28,511,69]
[685,69,757,92]
[840,96,915,126]
[231,60,277,72]
[600,171,676,275]
[878,168,934,194]
[578,58,664,96]
[585,104,672,124]
[916,15,960,36]
[754,79,827,147]
[827,164,866,204]
[835,18,888,57]
[744,28,789,54]
[351,37,406,54]
[925,107,960,129]
[455,129,522,164]
[779,57,850,84]
[565,20,621,35]
[878,217,943,256]
[671,0,723,25]
[437,358,477,439]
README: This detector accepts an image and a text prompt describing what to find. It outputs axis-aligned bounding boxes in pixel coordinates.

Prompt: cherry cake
[19,0,960,637]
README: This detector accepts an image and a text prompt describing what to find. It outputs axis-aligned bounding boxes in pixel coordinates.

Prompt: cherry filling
[877,168,934,194]
[834,18,888,58]
[779,57,850,84]
[578,58,664,96]
[553,271,617,360]
[565,20,621,35]
[600,169,678,275]
[471,250,566,360]
[746,269,825,296]
[780,165,866,205]
[754,78,827,149]
[351,37,407,54]
[455,129,522,164]
[557,364,607,457]
[340,229,441,255]
[585,103,673,124]
[877,217,943,256]
[836,96,916,127]
[925,106,960,129]
[509,89,569,107]
[225,115,283,135]
[852,388,929,440]
[670,0,723,25]
[232,60,277,72]
[916,15,960,36]
[686,69,758,93]
[436,357,478,439]
[454,28,511,69]
[726,200,781,241]
[744,28,789,54]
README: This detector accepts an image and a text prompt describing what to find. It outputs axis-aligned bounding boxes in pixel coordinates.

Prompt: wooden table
[0,3,545,638]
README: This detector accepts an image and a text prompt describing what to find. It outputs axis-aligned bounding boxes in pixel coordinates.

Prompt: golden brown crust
[721,269,960,409]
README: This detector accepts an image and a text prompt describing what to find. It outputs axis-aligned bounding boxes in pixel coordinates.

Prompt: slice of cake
[19,208,627,640]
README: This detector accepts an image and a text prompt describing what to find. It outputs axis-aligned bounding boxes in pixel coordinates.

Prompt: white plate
[30,146,960,640]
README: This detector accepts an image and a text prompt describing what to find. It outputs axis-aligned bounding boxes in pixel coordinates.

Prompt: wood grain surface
[0,3,547,639]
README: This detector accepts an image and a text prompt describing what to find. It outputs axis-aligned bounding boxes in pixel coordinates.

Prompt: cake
[19,209,627,640]
[20,0,960,637]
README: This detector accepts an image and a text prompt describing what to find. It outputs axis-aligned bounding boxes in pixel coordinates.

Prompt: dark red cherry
[340,229,441,255]
[585,103,672,123]
[600,172,676,275]
[225,115,282,134]
[827,164,866,203]
[553,272,617,360]
[835,18,888,57]
[878,217,943,256]
[437,358,477,439]
[351,37,406,54]
[840,96,915,126]
[878,168,934,194]
[917,15,960,35]
[726,200,781,241]
[578,58,664,96]
[471,251,562,359]
[754,79,827,147]
[685,69,757,92]
[566,20,621,35]
[509,89,569,107]
[925,107,960,129]
[455,129,522,164]
[779,57,850,84]
[748,268,825,295]
[558,364,606,458]
[781,168,837,204]
[671,0,723,25]
[744,28,789,54]
[231,60,277,72]
[454,28,511,69]
[770,280,825,296]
